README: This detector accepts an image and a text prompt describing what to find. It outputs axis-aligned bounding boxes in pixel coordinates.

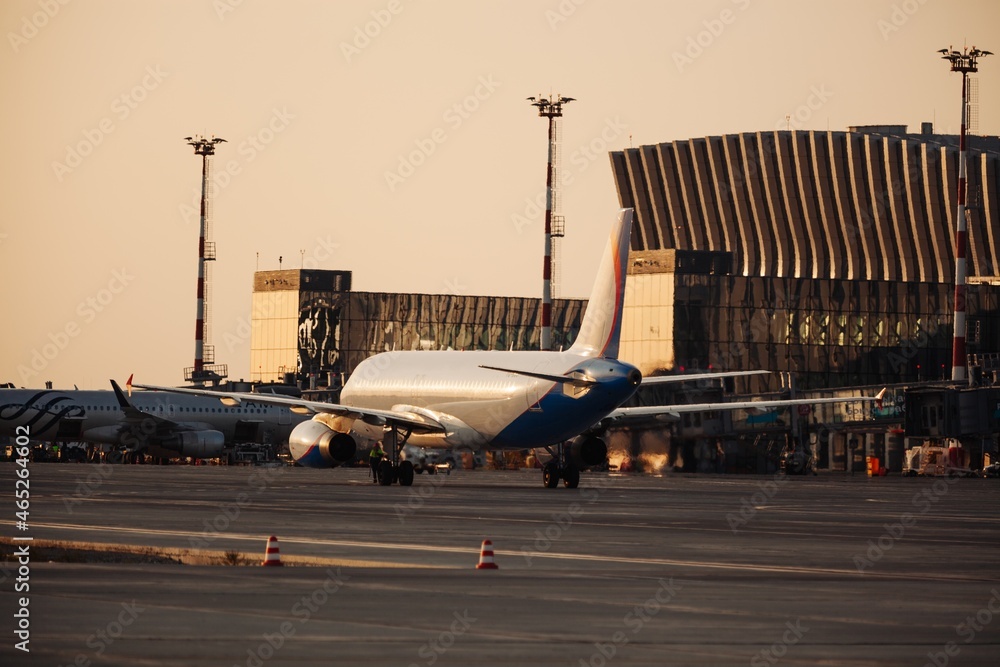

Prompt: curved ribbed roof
[611,129,1000,283]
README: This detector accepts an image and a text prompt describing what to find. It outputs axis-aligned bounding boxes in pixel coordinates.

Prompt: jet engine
[163,430,226,459]
[566,435,608,469]
[288,418,357,468]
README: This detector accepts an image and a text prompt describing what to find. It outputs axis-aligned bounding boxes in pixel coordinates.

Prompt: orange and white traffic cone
[475,539,498,569]
[261,535,283,566]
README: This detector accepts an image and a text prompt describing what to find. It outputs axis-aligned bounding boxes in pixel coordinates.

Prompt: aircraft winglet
[110,378,144,418]
[875,387,887,410]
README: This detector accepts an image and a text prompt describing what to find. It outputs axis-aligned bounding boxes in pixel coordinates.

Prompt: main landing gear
[378,425,415,487]
[540,443,581,489]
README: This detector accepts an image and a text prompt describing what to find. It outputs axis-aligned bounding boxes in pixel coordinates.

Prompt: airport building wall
[250,270,586,387]
[621,249,1000,391]
[611,127,1000,392]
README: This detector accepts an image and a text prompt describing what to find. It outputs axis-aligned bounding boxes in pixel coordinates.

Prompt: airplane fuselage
[0,388,304,458]
[341,350,641,450]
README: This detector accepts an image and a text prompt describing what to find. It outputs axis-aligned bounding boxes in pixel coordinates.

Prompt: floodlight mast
[938,46,991,383]
[527,94,574,351]
[185,135,227,384]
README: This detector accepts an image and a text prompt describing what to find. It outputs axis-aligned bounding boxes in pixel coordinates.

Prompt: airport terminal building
[611,125,1000,392]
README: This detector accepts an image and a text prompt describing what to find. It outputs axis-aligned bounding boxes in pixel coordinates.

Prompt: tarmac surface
[1,463,999,666]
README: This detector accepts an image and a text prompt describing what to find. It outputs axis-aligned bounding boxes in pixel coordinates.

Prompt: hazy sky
[2,0,998,389]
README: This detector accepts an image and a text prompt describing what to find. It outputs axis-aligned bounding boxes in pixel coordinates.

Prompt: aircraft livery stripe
[0,390,56,420]
[0,390,87,434]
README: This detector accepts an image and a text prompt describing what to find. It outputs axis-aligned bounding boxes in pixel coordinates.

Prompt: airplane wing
[478,365,598,387]
[478,366,769,387]
[130,382,445,434]
[639,370,770,385]
[605,388,885,421]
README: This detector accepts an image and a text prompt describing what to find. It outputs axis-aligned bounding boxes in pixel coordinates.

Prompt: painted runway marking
[3,520,994,582]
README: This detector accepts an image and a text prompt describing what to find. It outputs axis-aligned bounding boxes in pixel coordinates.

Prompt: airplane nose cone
[628,369,642,387]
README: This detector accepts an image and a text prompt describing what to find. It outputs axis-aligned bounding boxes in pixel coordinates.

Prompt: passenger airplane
[0,379,306,460]
[137,208,883,488]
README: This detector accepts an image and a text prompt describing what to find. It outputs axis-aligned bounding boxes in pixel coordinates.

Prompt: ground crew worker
[369,441,385,483]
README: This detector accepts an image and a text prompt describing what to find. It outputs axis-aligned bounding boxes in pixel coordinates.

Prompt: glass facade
[619,250,1000,393]
[671,275,989,392]
[332,291,585,378]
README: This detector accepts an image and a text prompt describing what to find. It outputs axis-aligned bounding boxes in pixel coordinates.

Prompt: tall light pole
[185,134,226,383]
[527,94,573,351]
[938,46,992,383]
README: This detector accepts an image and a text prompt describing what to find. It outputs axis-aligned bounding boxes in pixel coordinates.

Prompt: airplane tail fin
[568,208,633,359]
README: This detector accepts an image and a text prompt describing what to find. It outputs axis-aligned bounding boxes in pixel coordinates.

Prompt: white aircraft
[0,378,306,460]
[137,209,883,487]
